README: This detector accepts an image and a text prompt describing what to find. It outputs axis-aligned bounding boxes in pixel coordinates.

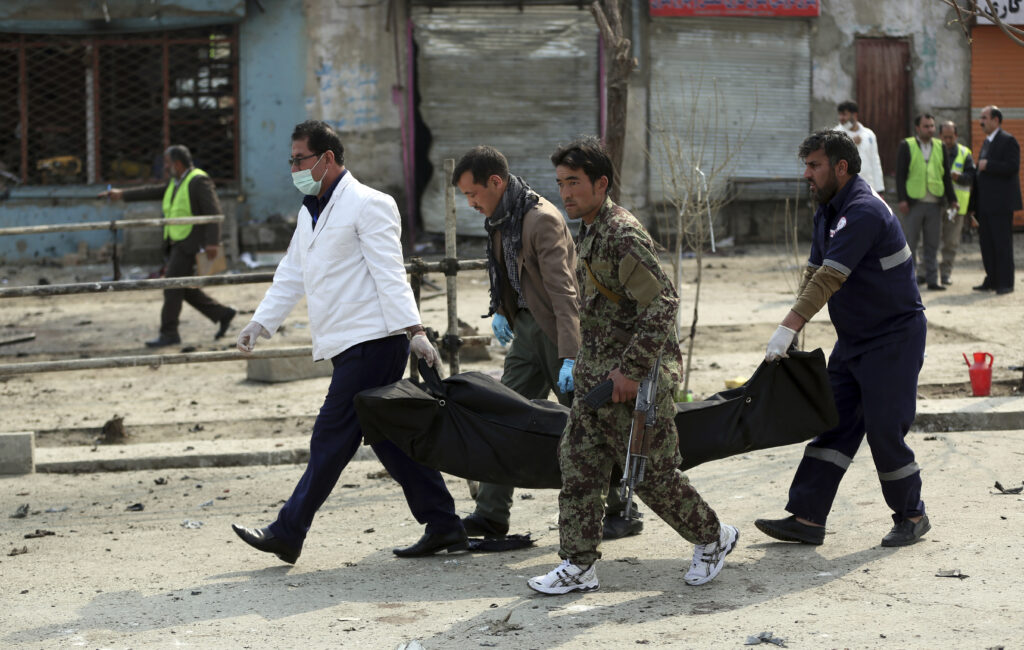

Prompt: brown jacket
[492,197,580,359]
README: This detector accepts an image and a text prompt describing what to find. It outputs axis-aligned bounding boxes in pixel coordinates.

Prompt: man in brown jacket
[452,145,642,540]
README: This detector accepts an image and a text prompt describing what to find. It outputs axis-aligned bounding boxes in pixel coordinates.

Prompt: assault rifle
[618,354,662,521]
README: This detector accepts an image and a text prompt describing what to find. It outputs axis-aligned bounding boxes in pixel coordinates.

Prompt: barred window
[0,26,238,187]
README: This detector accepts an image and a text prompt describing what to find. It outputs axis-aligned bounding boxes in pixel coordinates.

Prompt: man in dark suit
[972,106,1021,295]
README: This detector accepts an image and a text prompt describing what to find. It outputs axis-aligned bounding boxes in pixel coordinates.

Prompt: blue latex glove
[557,358,575,393]
[491,313,514,346]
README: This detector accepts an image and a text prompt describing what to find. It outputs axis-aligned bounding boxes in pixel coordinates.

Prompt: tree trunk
[591,1,634,203]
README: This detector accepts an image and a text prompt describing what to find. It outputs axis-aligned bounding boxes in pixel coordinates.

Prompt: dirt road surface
[2,238,1022,649]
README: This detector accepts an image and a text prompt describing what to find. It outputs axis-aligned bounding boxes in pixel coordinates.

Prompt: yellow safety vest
[950,143,972,215]
[904,137,945,200]
[161,167,208,241]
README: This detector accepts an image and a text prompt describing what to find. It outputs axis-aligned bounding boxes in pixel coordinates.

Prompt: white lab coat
[837,122,886,193]
[252,172,420,361]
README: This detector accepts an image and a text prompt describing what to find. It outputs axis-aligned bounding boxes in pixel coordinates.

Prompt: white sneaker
[527,559,599,595]
[684,523,739,586]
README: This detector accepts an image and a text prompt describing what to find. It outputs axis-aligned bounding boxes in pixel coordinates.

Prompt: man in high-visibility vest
[938,121,976,286]
[895,113,957,291]
[101,145,236,347]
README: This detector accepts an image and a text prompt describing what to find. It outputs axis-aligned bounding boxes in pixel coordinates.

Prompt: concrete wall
[301,0,405,202]
[810,0,972,135]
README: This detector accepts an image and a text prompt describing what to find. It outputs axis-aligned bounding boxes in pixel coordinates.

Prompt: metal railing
[0,160,491,378]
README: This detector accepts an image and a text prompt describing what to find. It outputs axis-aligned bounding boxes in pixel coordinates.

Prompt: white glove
[765,324,798,362]
[237,320,270,353]
[410,332,439,367]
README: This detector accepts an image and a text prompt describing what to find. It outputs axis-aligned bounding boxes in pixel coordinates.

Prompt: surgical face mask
[291,153,326,195]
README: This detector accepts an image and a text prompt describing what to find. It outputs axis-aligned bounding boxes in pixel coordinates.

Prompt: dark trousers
[786,316,927,526]
[977,210,1015,290]
[269,335,462,547]
[161,238,233,336]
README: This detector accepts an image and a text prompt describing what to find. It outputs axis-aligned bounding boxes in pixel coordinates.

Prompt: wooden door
[856,38,910,189]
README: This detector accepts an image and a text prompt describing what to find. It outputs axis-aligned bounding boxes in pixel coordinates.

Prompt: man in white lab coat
[231,120,467,564]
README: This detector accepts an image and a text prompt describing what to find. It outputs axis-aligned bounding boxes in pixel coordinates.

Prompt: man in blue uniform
[755,130,930,548]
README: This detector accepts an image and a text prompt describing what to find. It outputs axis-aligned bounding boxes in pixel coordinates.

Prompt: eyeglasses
[288,153,319,167]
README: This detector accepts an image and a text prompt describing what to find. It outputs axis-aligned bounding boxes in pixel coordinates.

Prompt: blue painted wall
[237,0,307,223]
[0,0,308,262]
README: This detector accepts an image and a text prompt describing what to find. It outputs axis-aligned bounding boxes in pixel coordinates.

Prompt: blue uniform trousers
[268,334,462,547]
[787,316,927,526]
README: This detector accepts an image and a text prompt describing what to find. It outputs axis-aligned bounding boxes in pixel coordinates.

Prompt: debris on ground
[467,533,534,552]
[8,546,29,556]
[993,481,1023,495]
[44,506,68,513]
[24,529,55,539]
[154,477,168,485]
[10,504,30,519]
[366,470,393,480]
[616,556,641,565]
[936,568,969,579]
[125,503,145,512]
[396,641,426,650]
[198,500,214,508]
[744,631,787,647]
[519,493,534,500]
[483,610,522,636]
[101,415,128,443]
[180,520,203,529]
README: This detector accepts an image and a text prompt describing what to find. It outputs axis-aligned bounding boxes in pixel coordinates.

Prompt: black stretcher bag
[354,350,837,488]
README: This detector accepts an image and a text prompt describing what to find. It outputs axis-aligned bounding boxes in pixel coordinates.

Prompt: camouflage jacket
[575,198,683,393]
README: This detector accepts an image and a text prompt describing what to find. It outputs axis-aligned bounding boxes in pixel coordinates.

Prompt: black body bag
[354,350,837,488]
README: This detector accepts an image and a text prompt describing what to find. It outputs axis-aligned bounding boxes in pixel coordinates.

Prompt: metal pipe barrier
[0,214,225,281]
[0,164,493,377]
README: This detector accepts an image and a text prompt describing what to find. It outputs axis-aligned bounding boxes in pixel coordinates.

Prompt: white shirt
[252,172,421,361]
[836,122,885,192]
[986,127,1001,143]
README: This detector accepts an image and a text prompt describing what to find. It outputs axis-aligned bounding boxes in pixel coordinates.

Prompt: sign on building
[650,0,820,17]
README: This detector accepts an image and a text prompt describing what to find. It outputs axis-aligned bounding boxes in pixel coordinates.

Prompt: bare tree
[648,75,754,397]
[941,0,1024,46]
[590,0,636,203]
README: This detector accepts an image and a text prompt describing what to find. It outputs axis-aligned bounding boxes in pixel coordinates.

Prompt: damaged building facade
[0,0,998,263]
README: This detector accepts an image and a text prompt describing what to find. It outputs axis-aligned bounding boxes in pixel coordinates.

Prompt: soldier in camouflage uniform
[528,137,738,595]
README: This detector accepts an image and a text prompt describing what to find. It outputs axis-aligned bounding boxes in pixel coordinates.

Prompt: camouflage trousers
[557,381,721,565]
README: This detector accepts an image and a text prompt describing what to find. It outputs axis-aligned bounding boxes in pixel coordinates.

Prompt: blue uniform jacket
[809,175,925,359]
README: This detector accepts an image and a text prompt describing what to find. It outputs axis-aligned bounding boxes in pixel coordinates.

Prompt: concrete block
[0,431,35,475]
[247,355,333,383]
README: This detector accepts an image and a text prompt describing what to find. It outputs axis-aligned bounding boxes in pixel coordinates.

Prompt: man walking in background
[100,145,236,347]
[972,106,1021,295]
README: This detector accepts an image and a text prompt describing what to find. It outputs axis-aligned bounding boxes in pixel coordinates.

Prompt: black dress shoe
[145,333,181,348]
[972,284,994,292]
[881,514,930,547]
[215,307,237,340]
[754,515,825,545]
[461,513,508,538]
[393,529,468,557]
[602,514,643,540]
[996,287,1014,295]
[231,523,301,564]
[926,283,946,291]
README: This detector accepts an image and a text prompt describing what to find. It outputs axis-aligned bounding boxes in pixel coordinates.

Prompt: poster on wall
[650,0,820,17]
[976,0,1024,25]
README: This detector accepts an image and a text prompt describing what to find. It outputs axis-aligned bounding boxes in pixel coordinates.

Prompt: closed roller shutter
[648,17,810,203]
[413,5,599,235]
[970,25,1024,226]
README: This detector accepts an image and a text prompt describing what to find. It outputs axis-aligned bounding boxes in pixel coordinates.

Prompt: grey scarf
[482,175,540,317]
